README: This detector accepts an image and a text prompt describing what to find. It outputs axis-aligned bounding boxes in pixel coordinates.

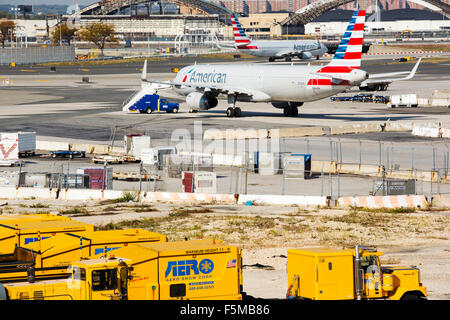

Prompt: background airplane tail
[231,14,252,46]
[326,10,366,69]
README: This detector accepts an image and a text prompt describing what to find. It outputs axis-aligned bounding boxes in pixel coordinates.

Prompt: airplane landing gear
[285,57,292,62]
[283,107,298,117]
[269,57,275,62]
[226,94,242,118]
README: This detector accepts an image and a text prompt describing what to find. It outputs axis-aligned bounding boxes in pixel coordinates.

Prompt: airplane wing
[361,58,421,86]
[181,83,271,101]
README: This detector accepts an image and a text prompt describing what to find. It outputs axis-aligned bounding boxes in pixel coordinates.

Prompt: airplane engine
[300,51,312,59]
[186,92,218,110]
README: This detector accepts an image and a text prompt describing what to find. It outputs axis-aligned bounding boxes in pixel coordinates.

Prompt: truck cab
[0,257,132,300]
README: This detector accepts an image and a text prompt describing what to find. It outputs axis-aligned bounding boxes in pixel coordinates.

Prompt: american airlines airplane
[229,14,328,62]
[144,9,421,118]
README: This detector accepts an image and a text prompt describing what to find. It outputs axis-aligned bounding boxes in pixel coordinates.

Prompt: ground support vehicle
[0,256,132,300]
[126,94,179,114]
[0,239,243,300]
[109,239,243,300]
[287,245,427,300]
[49,150,86,159]
[0,219,95,253]
[0,229,166,283]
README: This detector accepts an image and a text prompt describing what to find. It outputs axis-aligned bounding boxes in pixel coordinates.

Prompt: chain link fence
[0,46,75,65]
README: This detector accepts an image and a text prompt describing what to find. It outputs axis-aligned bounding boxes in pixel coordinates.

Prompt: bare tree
[78,22,118,56]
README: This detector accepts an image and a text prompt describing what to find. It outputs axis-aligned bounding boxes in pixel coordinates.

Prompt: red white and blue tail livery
[231,14,254,48]
[327,10,366,69]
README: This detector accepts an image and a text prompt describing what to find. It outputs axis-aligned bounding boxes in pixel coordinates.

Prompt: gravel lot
[1,198,448,300]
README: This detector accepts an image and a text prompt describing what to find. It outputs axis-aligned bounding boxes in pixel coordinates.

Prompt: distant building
[211,0,448,14]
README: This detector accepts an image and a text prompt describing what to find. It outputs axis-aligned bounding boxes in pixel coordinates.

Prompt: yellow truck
[0,229,167,283]
[0,219,95,253]
[113,239,243,300]
[0,239,243,300]
[287,245,427,300]
[0,256,132,300]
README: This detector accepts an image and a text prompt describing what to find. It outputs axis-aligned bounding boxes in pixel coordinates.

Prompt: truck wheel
[401,293,424,300]
[52,154,57,158]
[173,107,179,113]
[145,108,152,114]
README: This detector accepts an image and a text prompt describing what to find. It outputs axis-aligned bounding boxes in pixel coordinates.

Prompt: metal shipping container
[76,167,113,189]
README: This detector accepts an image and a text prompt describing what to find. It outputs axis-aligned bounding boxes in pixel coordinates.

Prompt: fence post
[229,165,233,194]
[321,167,324,197]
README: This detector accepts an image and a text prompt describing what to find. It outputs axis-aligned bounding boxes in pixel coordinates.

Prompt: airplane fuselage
[237,40,328,59]
[172,64,367,103]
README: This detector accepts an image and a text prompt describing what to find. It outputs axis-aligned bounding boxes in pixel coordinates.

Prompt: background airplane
[227,14,328,62]
[143,10,421,118]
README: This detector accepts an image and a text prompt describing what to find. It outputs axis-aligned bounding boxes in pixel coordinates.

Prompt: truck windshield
[92,268,118,291]
[360,256,379,273]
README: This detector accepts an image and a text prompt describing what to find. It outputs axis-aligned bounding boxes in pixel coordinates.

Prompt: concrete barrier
[337,195,428,209]
[431,98,449,107]
[142,191,235,204]
[273,127,324,138]
[204,128,269,140]
[311,160,336,174]
[412,124,442,138]
[329,123,383,135]
[0,186,57,200]
[384,121,414,132]
[58,188,124,201]
[238,194,328,206]
[430,194,450,208]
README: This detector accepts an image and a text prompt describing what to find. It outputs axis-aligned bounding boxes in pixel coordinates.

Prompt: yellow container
[287,248,356,300]
[113,239,242,300]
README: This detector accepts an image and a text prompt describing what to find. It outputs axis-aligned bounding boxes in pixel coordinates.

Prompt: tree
[78,22,118,56]
[0,20,15,48]
[51,23,78,45]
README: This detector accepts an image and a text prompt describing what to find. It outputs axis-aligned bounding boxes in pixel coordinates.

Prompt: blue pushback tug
[127,94,179,114]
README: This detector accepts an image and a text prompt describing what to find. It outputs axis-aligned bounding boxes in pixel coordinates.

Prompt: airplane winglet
[141,59,148,82]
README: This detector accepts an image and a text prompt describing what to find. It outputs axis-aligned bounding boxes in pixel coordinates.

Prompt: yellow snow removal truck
[0,229,167,283]
[0,239,243,300]
[287,245,427,300]
[0,256,133,300]
[0,218,95,252]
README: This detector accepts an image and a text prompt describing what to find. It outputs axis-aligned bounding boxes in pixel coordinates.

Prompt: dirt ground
[1,199,449,300]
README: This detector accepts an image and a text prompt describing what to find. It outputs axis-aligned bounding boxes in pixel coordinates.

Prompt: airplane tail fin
[231,14,252,46]
[326,10,366,70]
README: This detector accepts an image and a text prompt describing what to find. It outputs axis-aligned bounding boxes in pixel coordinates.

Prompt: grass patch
[349,206,416,214]
[100,191,138,204]
[58,206,89,215]
[29,203,49,209]
[169,207,213,218]
[96,217,160,231]
[38,57,167,67]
